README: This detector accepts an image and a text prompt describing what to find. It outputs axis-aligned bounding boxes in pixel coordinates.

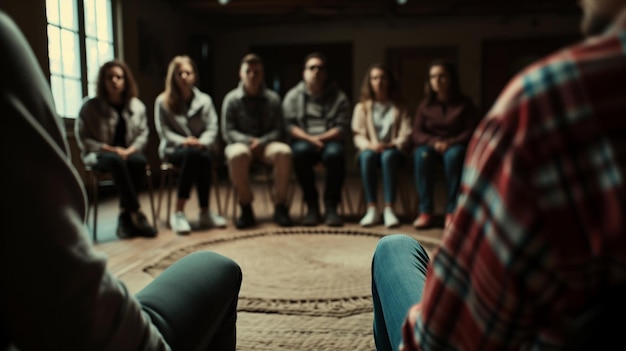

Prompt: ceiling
[171,0,581,28]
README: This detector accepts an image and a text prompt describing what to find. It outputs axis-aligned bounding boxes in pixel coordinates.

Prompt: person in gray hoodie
[282,52,351,227]
[0,11,241,350]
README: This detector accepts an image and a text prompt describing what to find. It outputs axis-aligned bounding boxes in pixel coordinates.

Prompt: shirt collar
[235,81,267,99]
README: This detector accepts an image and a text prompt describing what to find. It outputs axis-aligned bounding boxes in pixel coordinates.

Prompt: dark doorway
[251,42,353,101]
[386,46,458,116]
[188,35,215,96]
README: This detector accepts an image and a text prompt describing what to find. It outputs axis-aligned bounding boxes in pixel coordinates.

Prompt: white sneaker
[383,207,400,228]
[359,207,380,227]
[199,211,227,228]
[170,211,191,234]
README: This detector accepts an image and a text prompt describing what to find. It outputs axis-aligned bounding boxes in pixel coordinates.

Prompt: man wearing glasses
[282,52,351,227]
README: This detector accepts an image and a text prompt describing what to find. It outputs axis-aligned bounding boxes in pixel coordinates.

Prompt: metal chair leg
[91,171,98,242]
[166,168,173,229]
[212,166,223,216]
[145,166,156,228]
[157,166,166,225]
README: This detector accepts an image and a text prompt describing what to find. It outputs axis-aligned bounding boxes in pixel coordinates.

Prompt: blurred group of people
[4,0,626,349]
[76,47,480,238]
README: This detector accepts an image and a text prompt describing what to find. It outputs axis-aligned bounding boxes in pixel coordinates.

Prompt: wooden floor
[91,173,447,294]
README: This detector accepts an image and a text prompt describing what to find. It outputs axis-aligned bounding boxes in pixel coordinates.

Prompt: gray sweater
[221,82,284,145]
[1,11,169,350]
[282,80,351,141]
[75,96,150,166]
[154,87,220,159]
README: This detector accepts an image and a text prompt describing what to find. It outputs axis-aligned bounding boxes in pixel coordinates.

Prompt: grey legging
[136,251,242,350]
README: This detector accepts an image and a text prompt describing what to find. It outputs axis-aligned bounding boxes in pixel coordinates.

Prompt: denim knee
[359,150,378,168]
[374,234,415,260]
[291,141,317,161]
[381,149,402,167]
[323,142,345,165]
[413,146,436,164]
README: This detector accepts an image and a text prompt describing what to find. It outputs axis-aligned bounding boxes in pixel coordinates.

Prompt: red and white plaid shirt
[403,11,626,351]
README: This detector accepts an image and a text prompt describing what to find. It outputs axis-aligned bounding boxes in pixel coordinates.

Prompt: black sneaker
[302,205,321,226]
[131,211,158,238]
[273,204,293,227]
[324,207,343,227]
[236,204,256,229]
[116,212,134,239]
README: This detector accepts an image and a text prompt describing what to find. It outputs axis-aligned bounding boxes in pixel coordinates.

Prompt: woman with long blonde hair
[154,55,226,234]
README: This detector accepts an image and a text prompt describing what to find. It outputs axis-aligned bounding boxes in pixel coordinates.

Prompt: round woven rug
[143,228,440,350]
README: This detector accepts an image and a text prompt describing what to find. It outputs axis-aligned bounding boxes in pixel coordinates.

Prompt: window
[46,0,115,119]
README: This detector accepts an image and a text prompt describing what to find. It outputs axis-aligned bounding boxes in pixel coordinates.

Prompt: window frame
[46,0,119,126]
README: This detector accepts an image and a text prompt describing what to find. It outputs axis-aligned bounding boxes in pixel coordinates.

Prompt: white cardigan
[351,100,412,154]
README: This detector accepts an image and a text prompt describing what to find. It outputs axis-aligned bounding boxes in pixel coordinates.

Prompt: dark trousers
[169,147,213,209]
[136,251,242,351]
[92,152,147,212]
[291,140,345,209]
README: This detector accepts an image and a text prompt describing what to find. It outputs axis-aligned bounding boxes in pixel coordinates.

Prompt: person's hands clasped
[249,138,261,152]
[183,136,203,149]
[309,135,325,150]
[102,144,135,160]
[368,141,392,153]
[433,140,449,153]
[115,147,135,160]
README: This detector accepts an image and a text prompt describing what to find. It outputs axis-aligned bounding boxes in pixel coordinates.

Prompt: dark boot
[130,211,158,238]
[273,203,293,227]
[236,204,256,229]
[116,211,134,239]
[302,203,321,226]
[324,206,343,227]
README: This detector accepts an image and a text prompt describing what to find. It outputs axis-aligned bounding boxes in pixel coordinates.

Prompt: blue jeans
[291,140,345,208]
[413,144,466,214]
[358,149,404,205]
[136,251,242,350]
[169,147,213,209]
[371,234,430,351]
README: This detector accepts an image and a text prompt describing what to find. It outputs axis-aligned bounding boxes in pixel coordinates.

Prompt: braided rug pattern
[143,228,440,350]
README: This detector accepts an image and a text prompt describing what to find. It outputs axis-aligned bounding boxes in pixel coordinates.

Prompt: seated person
[282,52,351,227]
[221,53,293,229]
[154,55,226,234]
[76,60,157,238]
[352,63,411,228]
[371,1,626,350]
[411,60,479,229]
[0,11,241,350]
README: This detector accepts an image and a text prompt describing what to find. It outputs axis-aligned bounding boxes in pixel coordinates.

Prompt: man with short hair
[371,0,626,350]
[222,53,293,229]
[282,52,351,227]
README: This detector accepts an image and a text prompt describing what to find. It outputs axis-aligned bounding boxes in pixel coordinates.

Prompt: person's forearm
[101,144,116,152]
[317,127,341,142]
[258,129,280,144]
[290,126,314,141]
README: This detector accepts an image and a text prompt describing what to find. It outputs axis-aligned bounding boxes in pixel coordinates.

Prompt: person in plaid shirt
[371,0,626,350]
